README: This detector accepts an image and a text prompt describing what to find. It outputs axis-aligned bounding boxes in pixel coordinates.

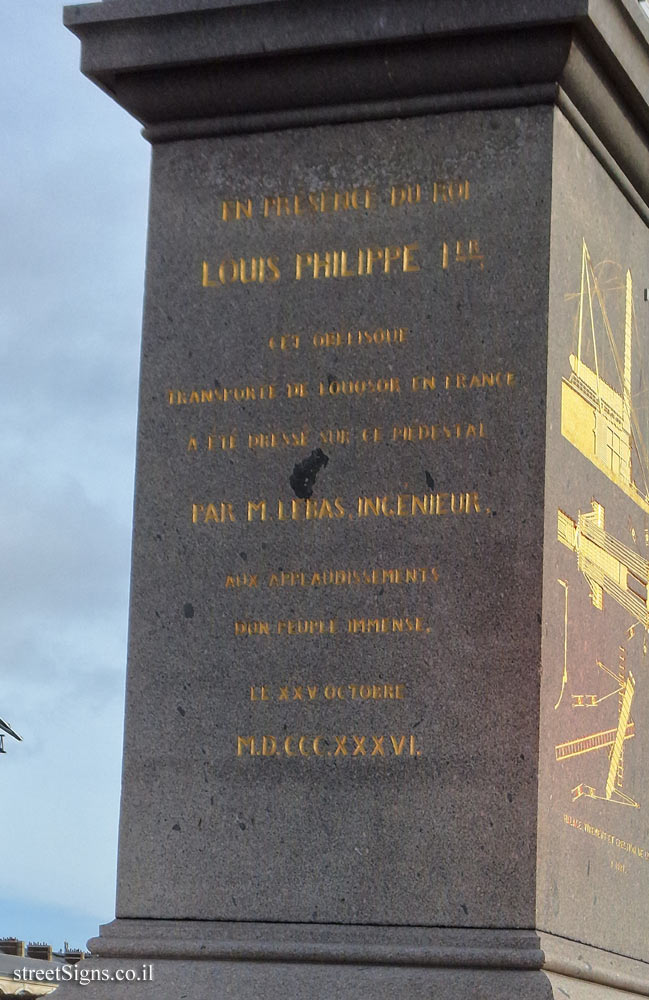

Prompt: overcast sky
[2,1,149,949]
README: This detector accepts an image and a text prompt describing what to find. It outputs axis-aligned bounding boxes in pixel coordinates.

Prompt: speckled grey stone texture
[52,923,649,998]
[116,105,550,927]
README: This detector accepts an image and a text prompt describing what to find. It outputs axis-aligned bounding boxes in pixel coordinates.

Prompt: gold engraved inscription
[347,617,429,634]
[563,814,649,862]
[442,239,484,270]
[233,617,429,636]
[268,327,408,352]
[247,429,310,450]
[220,198,253,221]
[392,422,486,442]
[227,574,258,589]
[191,493,488,524]
[263,187,378,217]
[311,327,408,349]
[295,243,420,280]
[443,372,515,390]
[168,384,276,406]
[202,256,280,287]
[356,492,482,518]
[219,179,471,223]
[192,502,236,524]
[249,683,405,702]
[167,371,514,408]
[318,377,400,397]
[236,733,421,758]
[235,619,337,636]
[224,566,439,588]
[390,180,470,206]
[186,425,487,453]
[187,433,237,452]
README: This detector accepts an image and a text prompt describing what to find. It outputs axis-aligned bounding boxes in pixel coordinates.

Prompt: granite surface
[50,924,649,999]
[114,104,551,928]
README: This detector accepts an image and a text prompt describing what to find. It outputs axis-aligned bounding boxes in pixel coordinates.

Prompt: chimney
[0,939,25,957]
[62,949,85,964]
[27,943,53,962]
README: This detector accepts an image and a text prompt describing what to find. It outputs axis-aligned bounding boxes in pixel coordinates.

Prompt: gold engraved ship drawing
[561,240,649,512]
[554,579,569,710]
[558,501,649,627]
[555,649,638,808]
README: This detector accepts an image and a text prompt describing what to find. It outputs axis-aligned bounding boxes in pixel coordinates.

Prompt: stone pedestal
[61,1,649,996]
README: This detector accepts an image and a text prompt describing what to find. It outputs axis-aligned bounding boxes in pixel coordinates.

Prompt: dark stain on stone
[240,551,248,561]
[290,448,329,498]
[172,823,181,832]
[184,602,194,619]
[507,791,513,803]
[238,820,246,831]
[425,470,435,490]
[177,705,186,717]
[461,903,468,915]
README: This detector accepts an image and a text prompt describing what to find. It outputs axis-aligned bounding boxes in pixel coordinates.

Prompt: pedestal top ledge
[62,6,645,124]
[64,0,649,210]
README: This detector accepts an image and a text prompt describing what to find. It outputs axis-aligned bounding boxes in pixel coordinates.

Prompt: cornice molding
[64,1,649,210]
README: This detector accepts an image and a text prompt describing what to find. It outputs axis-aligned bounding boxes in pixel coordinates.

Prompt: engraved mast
[555,651,638,809]
[561,241,649,511]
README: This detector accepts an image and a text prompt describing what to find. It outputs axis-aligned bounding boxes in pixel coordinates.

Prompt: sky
[1,1,150,949]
